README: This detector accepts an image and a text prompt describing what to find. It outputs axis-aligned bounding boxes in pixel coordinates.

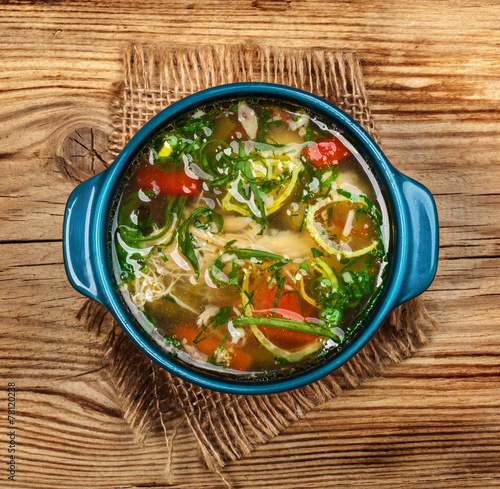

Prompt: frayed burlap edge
[80,43,437,487]
[108,43,381,159]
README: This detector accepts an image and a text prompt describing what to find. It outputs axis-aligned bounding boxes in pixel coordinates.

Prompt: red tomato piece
[303,137,351,168]
[252,282,319,350]
[136,165,200,196]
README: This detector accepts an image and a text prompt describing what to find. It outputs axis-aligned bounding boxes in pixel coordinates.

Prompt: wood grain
[1,0,500,488]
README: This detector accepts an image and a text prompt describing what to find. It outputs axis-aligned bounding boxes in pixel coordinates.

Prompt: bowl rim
[92,82,410,395]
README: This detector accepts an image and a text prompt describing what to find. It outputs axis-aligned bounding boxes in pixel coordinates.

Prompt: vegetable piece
[209,248,289,287]
[296,275,319,307]
[157,141,173,158]
[237,278,331,361]
[250,325,323,362]
[227,349,253,372]
[303,137,351,168]
[223,158,300,217]
[295,257,338,308]
[118,194,187,247]
[252,284,310,322]
[174,324,252,371]
[251,283,325,347]
[178,208,224,278]
[174,323,220,356]
[136,165,200,196]
[221,145,269,225]
[263,159,300,214]
[234,315,338,341]
[305,193,379,258]
[313,258,339,290]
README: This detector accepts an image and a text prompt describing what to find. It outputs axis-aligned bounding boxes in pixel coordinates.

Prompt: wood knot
[55,127,112,183]
[252,0,291,12]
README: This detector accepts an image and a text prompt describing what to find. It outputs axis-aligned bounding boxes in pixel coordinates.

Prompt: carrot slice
[229,349,253,372]
[173,323,219,356]
[174,323,253,371]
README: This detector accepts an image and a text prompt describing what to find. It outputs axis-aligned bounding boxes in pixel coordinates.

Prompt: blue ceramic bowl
[63,83,438,395]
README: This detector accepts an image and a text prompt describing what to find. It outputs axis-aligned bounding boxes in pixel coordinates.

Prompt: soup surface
[111,99,390,379]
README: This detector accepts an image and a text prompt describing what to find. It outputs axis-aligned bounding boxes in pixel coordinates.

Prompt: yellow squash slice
[294,257,339,308]
[306,194,379,258]
[249,325,323,362]
[223,158,300,216]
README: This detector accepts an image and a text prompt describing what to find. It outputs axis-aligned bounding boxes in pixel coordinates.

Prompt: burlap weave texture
[79,43,436,485]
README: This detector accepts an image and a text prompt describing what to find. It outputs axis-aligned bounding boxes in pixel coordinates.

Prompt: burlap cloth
[78,43,436,486]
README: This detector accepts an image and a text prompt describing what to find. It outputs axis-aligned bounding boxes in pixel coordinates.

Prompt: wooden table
[1,1,500,487]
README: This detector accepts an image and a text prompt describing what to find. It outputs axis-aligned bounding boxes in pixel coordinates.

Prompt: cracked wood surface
[1,1,500,488]
[55,127,111,184]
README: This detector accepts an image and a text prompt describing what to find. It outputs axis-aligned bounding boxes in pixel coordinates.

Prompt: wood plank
[1,0,500,487]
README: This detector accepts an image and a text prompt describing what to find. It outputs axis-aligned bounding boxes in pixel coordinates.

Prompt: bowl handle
[392,172,439,307]
[63,172,108,306]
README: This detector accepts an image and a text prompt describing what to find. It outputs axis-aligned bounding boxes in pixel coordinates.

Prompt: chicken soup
[111,99,390,379]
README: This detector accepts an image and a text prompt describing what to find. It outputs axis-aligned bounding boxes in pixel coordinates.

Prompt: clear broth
[111,99,390,379]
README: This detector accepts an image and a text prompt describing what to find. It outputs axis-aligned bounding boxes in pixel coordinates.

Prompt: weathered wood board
[1,1,499,488]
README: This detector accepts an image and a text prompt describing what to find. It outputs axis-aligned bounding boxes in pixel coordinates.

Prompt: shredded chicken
[128,210,313,313]
[238,101,258,140]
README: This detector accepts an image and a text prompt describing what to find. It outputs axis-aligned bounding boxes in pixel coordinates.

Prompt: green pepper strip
[198,139,232,181]
[236,142,268,225]
[177,207,224,278]
[232,316,340,341]
[119,195,187,246]
[118,190,155,230]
